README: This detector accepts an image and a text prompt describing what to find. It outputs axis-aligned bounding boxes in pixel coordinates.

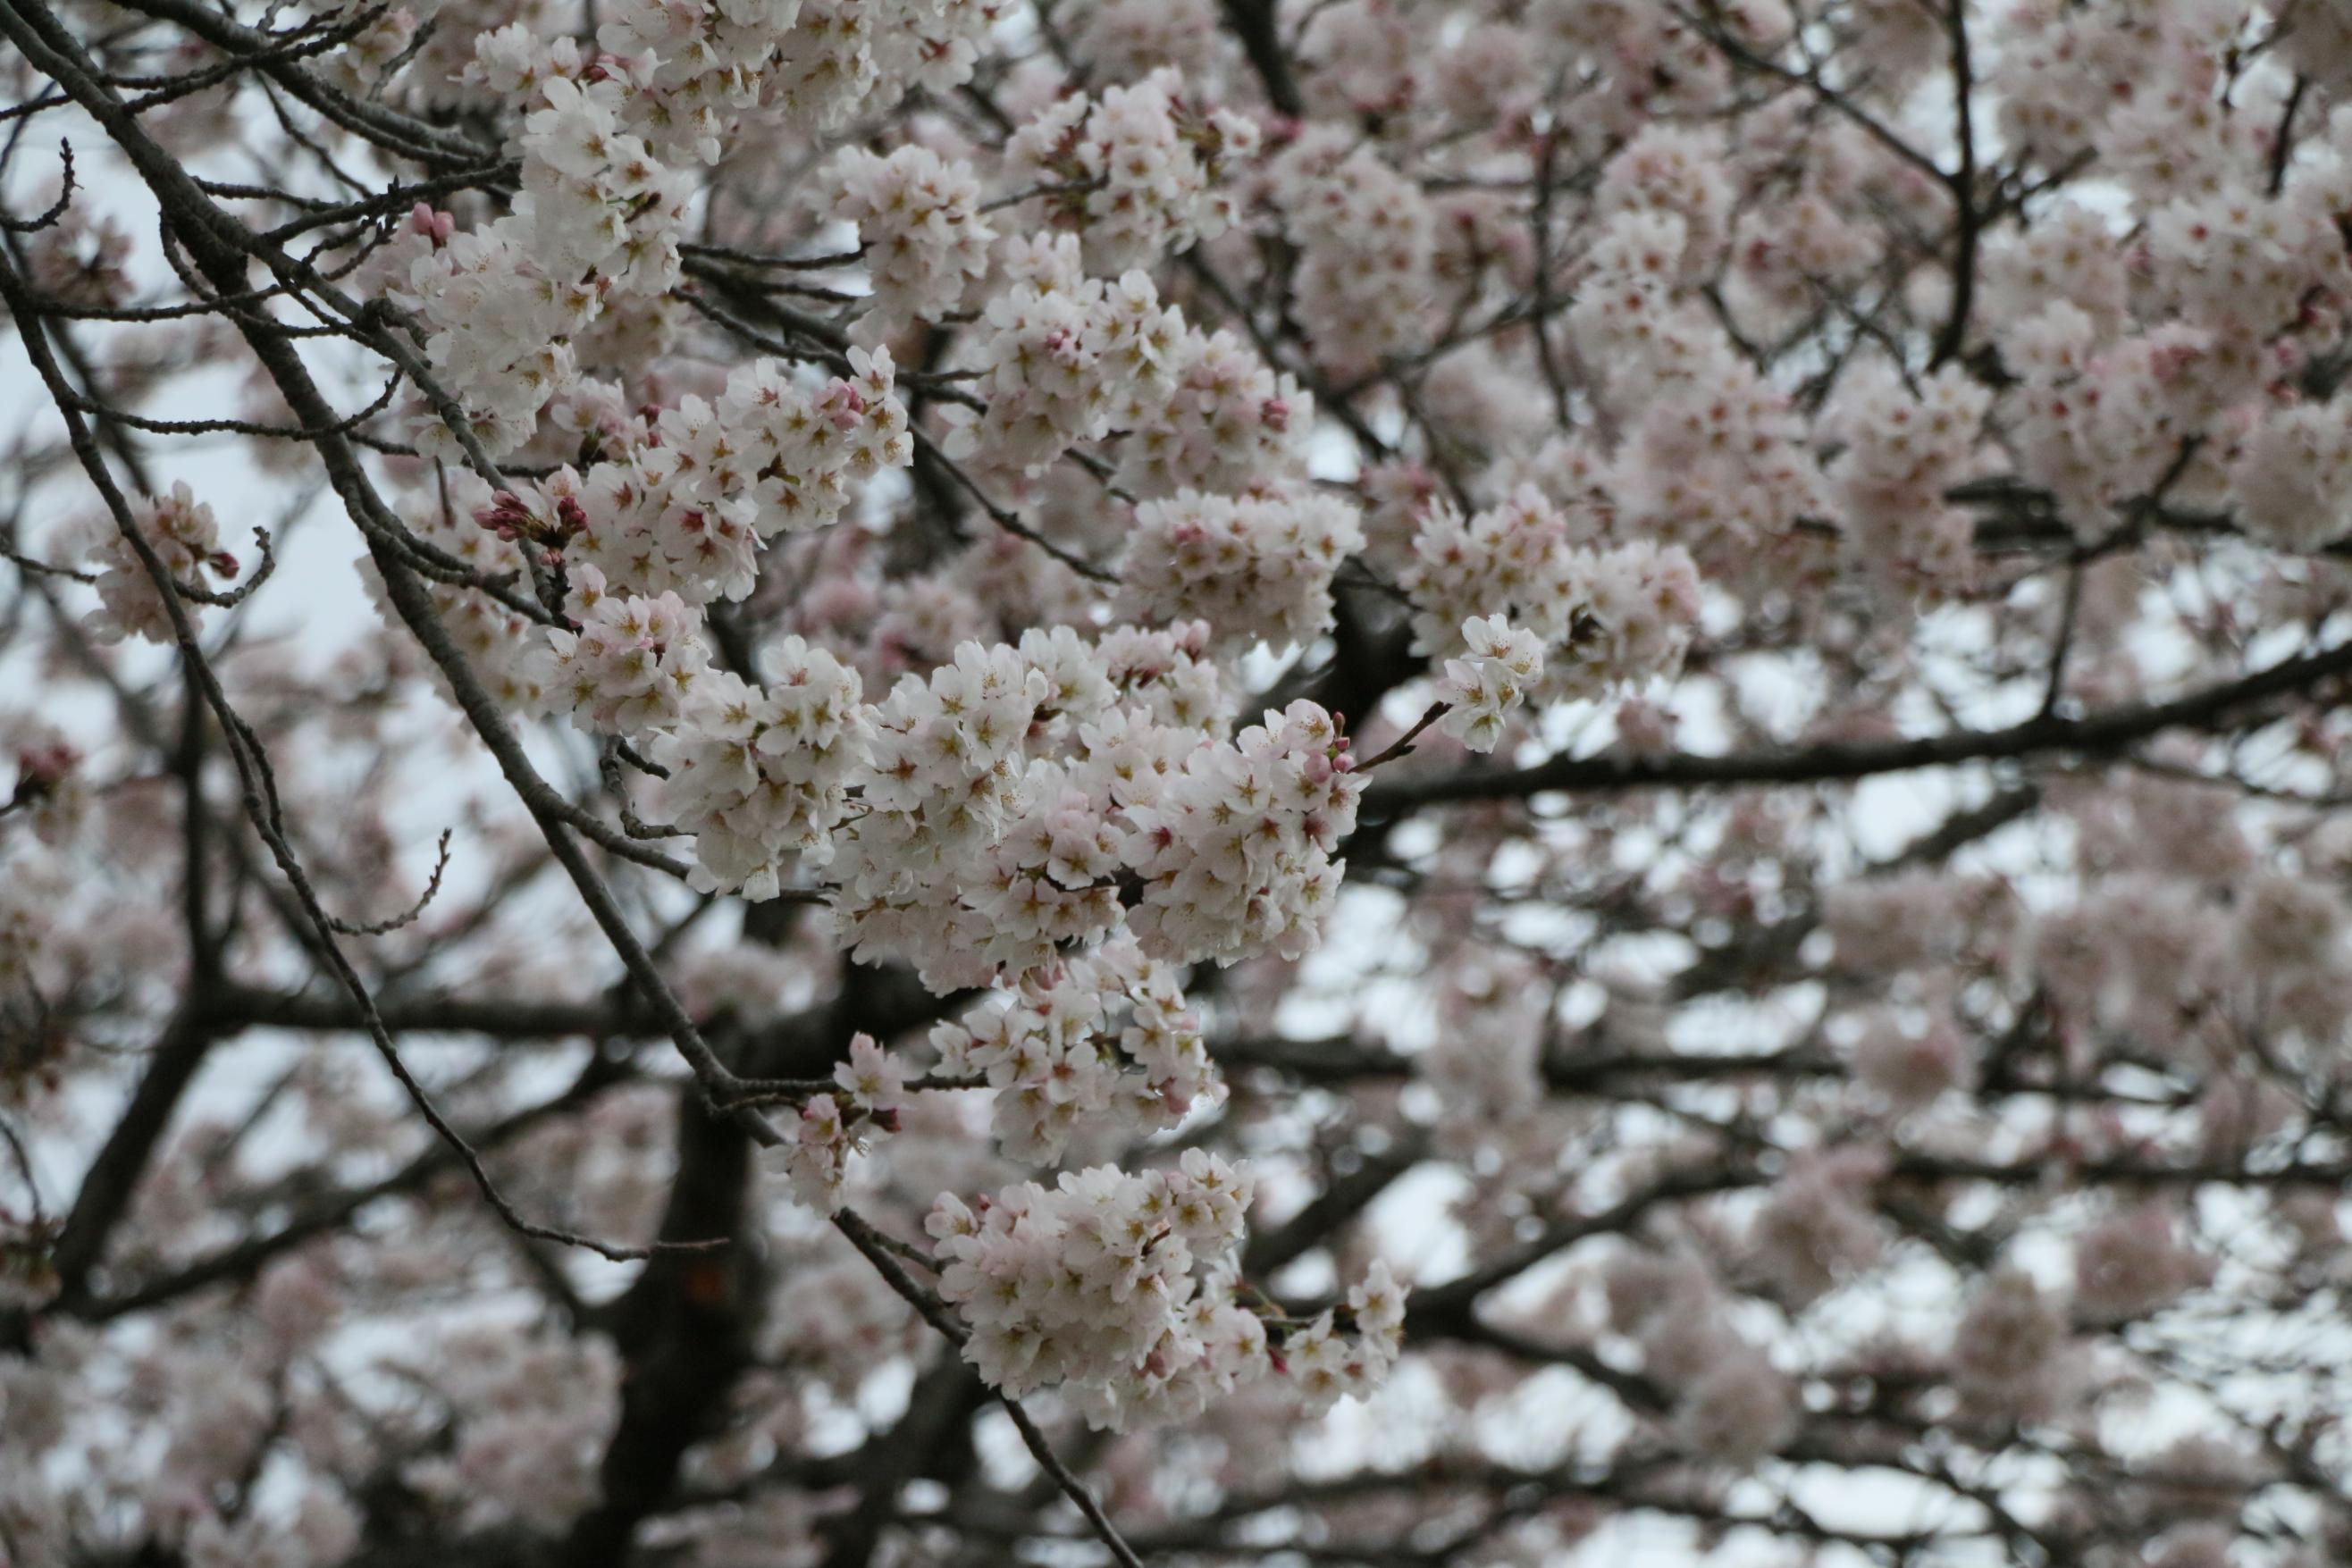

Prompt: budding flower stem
[1353,700,1453,771]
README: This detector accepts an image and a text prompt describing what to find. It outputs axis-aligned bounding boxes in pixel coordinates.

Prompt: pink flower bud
[472,491,535,541]
[818,382,867,432]
[14,742,78,792]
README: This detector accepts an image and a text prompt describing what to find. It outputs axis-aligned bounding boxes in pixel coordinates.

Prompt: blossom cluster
[819,145,996,337]
[1436,615,1544,753]
[1745,1147,1888,1308]
[1119,328,1313,498]
[383,0,987,451]
[928,1155,1259,1429]
[590,0,808,164]
[1949,1268,2070,1425]
[549,567,710,735]
[1064,0,1229,86]
[929,936,1219,1162]
[654,642,868,900]
[1593,124,1735,280]
[814,627,1359,988]
[398,51,686,455]
[588,0,995,161]
[1848,1004,1973,1111]
[63,481,232,646]
[754,0,1000,138]
[942,236,1186,477]
[928,1156,1406,1430]
[1606,1253,1800,1470]
[355,469,559,716]
[397,1328,619,1533]
[1567,210,1830,575]
[1118,486,1364,656]
[830,636,1113,985]
[1416,954,1555,1158]
[1004,67,1256,273]
[1264,130,1437,373]
[1825,363,1993,590]
[2000,304,2238,542]
[559,348,911,604]
[1121,700,1360,967]
[1402,487,1701,705]
[780,1034,906,1212]
[2228,398,2352,551]
[1294,1261,1410,1414]
[2072,1203,2213,1322]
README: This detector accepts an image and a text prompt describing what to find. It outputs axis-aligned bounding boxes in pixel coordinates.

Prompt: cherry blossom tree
[7,1,2352,1564]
